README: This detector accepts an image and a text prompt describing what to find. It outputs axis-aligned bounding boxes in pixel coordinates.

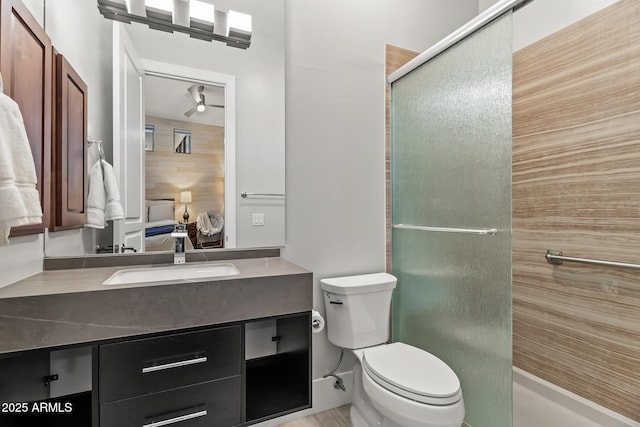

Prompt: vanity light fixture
[146,0,173,14]
[173,0,189,27]
[124,0,145,16]
[228,10,251,40]
[97,0,252,49]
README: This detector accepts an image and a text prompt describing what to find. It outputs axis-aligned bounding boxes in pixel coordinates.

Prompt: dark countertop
[0,258,313,355]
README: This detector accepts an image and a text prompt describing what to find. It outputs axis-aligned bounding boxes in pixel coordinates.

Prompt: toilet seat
[362,342,462,406]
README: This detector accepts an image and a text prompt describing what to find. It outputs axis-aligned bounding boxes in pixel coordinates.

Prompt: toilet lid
[363,342,461,404]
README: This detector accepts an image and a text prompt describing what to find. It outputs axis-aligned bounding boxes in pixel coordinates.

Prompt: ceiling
[144,74,225,127]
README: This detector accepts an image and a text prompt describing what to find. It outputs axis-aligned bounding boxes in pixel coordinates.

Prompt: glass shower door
[391,13,513,427]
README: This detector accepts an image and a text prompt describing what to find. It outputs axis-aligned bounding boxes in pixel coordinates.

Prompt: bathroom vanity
[0,256,312,426]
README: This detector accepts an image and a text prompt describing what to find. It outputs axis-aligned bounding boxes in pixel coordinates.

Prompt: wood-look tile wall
[145,116,225,222]
[513,0,640,420]
[385,44,419,272]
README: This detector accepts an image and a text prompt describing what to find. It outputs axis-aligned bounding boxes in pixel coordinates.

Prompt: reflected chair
[196,211,224,248]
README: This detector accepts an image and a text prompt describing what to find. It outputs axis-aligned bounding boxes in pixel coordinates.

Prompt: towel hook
[87,138,104,161]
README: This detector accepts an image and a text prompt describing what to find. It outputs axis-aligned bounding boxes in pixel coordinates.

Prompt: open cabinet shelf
[245,312,311,424]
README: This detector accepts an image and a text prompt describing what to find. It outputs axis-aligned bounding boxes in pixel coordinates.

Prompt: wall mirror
[38,0,286,257]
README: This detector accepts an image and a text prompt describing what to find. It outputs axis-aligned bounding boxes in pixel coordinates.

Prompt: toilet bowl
[359,343,464,427]
[320,273,465,427]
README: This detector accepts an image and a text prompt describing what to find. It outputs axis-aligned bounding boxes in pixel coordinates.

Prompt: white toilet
[320,273,465,427]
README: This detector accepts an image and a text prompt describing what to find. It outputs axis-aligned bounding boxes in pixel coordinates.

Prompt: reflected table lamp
[181,191,192,222]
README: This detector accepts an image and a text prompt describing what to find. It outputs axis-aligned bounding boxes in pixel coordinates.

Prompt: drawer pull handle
[142,356,208,373]
[142,410,207,427]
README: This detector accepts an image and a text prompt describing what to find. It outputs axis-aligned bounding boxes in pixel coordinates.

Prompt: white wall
[479,0,499,13]
[21,0,43,24]
[0,0,45,287]
[45,1,113,170]
[479,0,620,50]
[282,0,479,386]
[513,0,620,51]
[0,235,43,287]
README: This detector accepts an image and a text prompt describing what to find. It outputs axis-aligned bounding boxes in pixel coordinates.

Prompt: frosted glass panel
[391,13,512,427]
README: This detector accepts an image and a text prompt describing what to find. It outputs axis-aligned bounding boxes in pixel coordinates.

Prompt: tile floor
[277,405,351,427]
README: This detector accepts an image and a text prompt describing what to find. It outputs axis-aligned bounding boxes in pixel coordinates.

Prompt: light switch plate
[252,213,265,226]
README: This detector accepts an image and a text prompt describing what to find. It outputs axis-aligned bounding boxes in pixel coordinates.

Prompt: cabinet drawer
[100,376,241,427]
[99,326,241,402]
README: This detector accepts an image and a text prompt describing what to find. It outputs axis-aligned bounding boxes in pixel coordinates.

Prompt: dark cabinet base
[245,312,311,424]
[246,353,310,423]
[0,313,311,427]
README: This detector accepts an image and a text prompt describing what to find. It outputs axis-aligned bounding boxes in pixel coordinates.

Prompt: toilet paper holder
[311,309,325,334]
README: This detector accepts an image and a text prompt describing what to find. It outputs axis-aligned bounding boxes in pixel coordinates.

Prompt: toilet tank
[320,273,397,349]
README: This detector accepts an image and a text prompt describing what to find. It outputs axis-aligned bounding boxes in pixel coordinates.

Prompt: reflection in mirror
[116,65,233,254]
[174,129,192,154]
[180,191,192,222]
[41,0,285,258]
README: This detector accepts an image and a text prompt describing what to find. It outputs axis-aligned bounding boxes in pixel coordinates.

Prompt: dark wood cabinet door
[0,0,52,236]
[53,53,87,230]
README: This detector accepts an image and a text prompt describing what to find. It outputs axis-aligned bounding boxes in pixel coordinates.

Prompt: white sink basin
[103,263,240,285]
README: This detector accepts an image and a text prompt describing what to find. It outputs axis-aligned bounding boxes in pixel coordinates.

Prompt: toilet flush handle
[327,293,343,305]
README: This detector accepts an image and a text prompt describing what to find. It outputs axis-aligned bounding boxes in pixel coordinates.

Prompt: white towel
[86,160,107,228]
[86,159,124,229]
[102,160,124,221]
[0,91,43,244]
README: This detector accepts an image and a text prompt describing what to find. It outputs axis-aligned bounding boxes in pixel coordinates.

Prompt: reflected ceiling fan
[184,85,224,117]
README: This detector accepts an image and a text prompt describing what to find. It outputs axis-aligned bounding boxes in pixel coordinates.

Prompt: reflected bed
[144,199,194,252]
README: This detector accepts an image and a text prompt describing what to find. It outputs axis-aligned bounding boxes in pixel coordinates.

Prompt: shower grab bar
[546,250,640,271]
[241,192,285,198]
[392,224,497,236]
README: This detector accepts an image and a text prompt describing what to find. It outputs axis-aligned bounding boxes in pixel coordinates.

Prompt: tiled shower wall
[385,44,419,271]
[512,0,640,421]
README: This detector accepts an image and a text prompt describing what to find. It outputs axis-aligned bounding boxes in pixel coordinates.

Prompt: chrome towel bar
[392,224,497,236]
[546,250,640,271]
[241,192,285,198]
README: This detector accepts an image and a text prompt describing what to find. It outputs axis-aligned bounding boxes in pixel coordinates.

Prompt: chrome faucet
[171,224,188,264]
